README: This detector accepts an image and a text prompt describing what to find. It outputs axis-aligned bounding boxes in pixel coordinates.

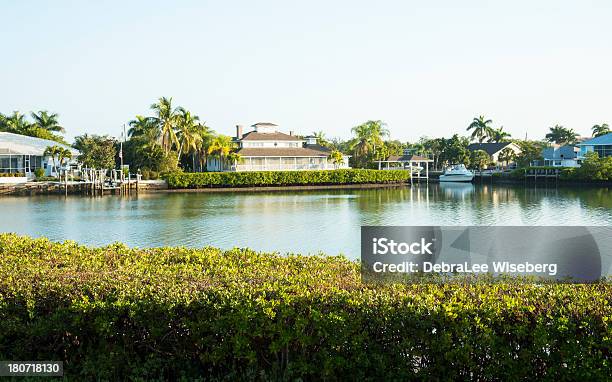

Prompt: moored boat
[439,164,474,182]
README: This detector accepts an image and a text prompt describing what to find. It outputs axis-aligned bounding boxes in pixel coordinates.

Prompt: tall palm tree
[150,97,179,153]
[30,111,64,133]
[195,124,215,171]
[545,124,577,145]
[5,111,31,134]
[313,131,329,147]
[175,108,202,159]
[487,126,511,143]
[591,123,610,138]
[350,120,389,166]
[467,116,494,143]
[128,115,158,138]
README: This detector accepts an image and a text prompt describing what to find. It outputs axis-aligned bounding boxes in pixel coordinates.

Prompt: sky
[1,0,611,142]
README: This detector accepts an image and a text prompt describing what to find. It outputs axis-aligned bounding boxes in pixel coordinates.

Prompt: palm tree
[4,111,31,134]
[487,126,511,143]
[350,120,389,167]
[30,111,64,133]
[226,152,243,170]
[175,108,202,160]
[43,145,62,176]
[467,116,494,143]
[591,123,610,138]
[328,150,345,169]
[58,148,73,174]
[545,124,577,145]
[150,97,179,153]
[313,131,329,147]
[128,115,158,138]
[497,147,516,169]
[207,135,234,170]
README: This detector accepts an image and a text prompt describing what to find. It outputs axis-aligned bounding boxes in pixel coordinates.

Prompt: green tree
[488,126,511,143]
[207,135,235,170]
[470,150,491,171]
[349,120,389,168]
[545,124,577,145]
[514,140,545,168]
[313,131,329,147]
[497,147,517,169]
[73,134,117,169]
[43,145,62,175]
[591,123,610,138]
[175,108,203,160]
[30,111,64,133]
[439,134,471,166]
[150,97,179,153]
[467,116,494,143]
[328,150,345,169]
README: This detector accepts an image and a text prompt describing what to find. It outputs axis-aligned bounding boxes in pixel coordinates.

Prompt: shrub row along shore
[165,169,410,189]
[0,234,609,380]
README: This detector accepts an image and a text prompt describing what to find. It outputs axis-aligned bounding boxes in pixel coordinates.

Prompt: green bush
[34,168,45,178]
[0,234,609,380]
[165,169,410,189]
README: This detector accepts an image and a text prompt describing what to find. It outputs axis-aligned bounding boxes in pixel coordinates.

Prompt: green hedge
[0,234,609,380]
[165,169,410,189]
[0,172,25,177]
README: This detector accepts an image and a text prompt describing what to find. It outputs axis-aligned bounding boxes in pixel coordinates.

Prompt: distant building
[0,132,79,178]
[206,123,351,172]
[532,145,580,167]
[577,133,612,159]
[467,142,522,166]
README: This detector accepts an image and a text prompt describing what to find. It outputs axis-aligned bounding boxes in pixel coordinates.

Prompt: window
[594,145,612,158]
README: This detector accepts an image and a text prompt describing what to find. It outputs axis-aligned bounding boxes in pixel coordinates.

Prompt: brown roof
[236,145,331,157]
[240,131,302,141]
[252,122,278,127]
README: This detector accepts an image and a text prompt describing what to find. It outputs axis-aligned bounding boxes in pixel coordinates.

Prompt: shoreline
[158,182,413,193]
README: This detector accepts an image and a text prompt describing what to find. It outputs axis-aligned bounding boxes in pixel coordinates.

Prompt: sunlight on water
[1,183,611,259]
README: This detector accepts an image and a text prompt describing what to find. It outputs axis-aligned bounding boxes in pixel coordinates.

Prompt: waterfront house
[467,142,522,167]
[577,132,612,159]
[532,145,580,167]
[0,132,79,178]
[206,123,351,171]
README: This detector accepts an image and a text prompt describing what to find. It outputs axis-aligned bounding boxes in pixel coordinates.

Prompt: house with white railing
[206,123,351,172]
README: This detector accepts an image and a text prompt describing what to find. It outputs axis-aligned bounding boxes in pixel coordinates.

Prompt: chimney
[236,125,243,139]
[289,130,294,136]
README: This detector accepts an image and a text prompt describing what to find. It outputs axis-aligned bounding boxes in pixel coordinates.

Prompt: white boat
[439,164,474,182]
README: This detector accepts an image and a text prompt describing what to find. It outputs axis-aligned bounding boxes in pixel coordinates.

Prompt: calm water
[1,183,611,259]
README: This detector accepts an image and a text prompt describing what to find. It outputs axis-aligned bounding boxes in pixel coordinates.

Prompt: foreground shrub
[165,169,410,189]
[0,234,609,380]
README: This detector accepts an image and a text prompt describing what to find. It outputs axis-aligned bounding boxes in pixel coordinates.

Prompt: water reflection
[0,183,611,258]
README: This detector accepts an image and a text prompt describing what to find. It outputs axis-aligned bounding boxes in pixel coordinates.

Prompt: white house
[532,145,581,167]
[0,132,79,179]
[207,123,351,172]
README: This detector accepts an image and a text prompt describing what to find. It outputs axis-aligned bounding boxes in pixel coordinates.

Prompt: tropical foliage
[545,124,578,145]
[166,169,410,188]
[591,123,610,138]
[0,110,66,143]
[467,115,494,143]
[73,134,117,169]
[0,233,609,380]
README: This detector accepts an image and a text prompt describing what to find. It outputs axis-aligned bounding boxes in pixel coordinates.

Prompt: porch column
[378,161,381,170]
[294,157,297,170]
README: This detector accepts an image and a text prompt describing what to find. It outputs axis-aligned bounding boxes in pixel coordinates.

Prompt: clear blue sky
[2,0,611,142]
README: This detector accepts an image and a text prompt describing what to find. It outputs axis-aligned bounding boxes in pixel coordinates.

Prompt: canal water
[1,183,611,259]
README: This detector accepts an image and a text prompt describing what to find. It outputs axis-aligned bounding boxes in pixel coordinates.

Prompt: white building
[467,142,522,166]
[0,132,79,179]
[207,123,351,172]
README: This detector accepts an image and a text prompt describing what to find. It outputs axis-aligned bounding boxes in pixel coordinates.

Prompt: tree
[545,124,577,145]
[350,120,389,168]
[313,131,329,147]
[488,126,511,143]
[591,123,610,138]
[150,97,179,153]
[467,116,494,143]
[439,134,471,167]
[2,110,66,143]
[470,150,491,171]
[328,150,345,169]
[207,135,234,170]
[498,147,516,169]
[513,140,544,168]
[43,145,62,176]
[57,148,73,174]
[73,134,117,169]
[30,111,64,133]
[175,108,202,160]
[128,115,159,140]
